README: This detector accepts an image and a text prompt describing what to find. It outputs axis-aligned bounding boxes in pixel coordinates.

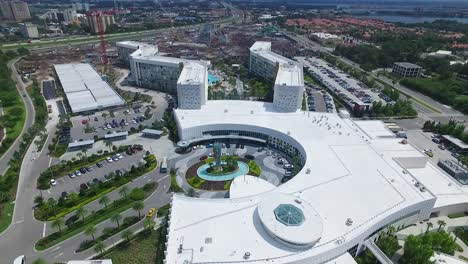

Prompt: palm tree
[437,220,446,232]
[75,207,87,223]
[111,213,122,229]
[132,201,144,218]
[105,140,113,151]
[81,148,88,158]
[121,229,133,243]
[124,110,129,122]
[52,217,65,233]
[99,195,110,209]
[119,186,129,199]
[186,188,199,198]
[101,112,108,122]
[77,152,83,160]
[144,218,155,231]
[84,225,97,241]
[94,241,105,255]
[426,222,433,233]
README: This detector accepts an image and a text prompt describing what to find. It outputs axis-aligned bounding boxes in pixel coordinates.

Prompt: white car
[132,120,137,124]
[117,153,123,160]
[424,148,433,153]
[106,157,113,163]
[50,179,57,186]
[103,126,107,130]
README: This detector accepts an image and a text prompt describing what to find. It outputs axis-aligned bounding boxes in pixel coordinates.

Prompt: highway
[0,58,36,176]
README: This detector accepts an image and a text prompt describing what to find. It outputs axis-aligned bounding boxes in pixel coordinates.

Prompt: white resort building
[249,41,304,112]
[116,41,209,110]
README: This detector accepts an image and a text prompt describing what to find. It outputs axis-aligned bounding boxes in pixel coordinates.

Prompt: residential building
[392,62,422,78]
[0,1,30,21]
[19,22,39,39]
[249,41,304,112]
[86,13,115,33]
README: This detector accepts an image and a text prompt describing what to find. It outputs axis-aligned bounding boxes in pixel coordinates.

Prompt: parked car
[86,167,92,172]
[92,178,100,184]
[50,179,57,186]
[96,162,103,168]
[61,192,68,199]
[80,168,87,174]
[75,171,81,176]
[68,173,76,179]
[106,157,113,163]
[438,144,446,150]
[104,174,112,180]
[112,155,119,161]
[200,155,208,161]
[117,153,123,160]
[80,183,88,190]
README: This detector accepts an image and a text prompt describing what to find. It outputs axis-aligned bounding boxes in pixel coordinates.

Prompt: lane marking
[51,246,60,252]
[53,253,63,258]
[15,220,24,224]
[42,222,46,238]
[158,175,169,182]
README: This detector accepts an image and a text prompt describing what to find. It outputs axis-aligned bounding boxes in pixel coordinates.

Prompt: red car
[81,120,87,125]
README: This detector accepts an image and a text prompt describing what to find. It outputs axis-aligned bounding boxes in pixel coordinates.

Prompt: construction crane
[96,12,108,66]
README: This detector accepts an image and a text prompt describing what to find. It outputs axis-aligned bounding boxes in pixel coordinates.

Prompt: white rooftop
[54,64,125,113]
[168,100,438,264]
[275,63,304,87]
[177,62,207,85]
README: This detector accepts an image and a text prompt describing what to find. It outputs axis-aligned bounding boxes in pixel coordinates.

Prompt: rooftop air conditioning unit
[244,252,251,260]
[346,218,353,226]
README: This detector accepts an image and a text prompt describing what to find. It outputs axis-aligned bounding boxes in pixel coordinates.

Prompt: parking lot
[69,104,164,141]
[47,151,146,199]
[407,130,459,164]
[42,79,56,100]
[305,85,336,113]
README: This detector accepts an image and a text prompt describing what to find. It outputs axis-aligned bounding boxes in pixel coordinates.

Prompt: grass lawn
[0,202,14,233]
[104,229,161,264]
[0,88,26,159]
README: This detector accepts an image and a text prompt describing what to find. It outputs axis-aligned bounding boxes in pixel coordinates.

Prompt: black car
[240,144,245,149]
[96,162,103,168]
[92,178,100,184]
[116,169,123,176]
[61,191,68,198]
[80,183,88,190]
[104,174,112,180]
[80,168,87,174]
[85,167,92,172]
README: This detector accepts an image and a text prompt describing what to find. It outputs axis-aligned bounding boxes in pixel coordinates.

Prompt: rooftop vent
[244,252,251,260]
[306,168,311,174]
[224,109,228,113]
[294,199,302,204]
[250,110,254,114]
[346,218,353,226]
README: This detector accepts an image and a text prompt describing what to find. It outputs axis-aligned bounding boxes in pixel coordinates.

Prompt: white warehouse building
[249,41,304,112]
[54,63,125,114]
[165,99,468,264]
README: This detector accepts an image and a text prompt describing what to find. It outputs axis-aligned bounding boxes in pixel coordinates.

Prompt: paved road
[0,58,36,176]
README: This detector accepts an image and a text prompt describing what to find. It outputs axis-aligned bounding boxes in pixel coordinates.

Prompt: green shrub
[130,188,145,201]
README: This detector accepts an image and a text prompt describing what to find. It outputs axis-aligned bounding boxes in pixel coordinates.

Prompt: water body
[197,161,250,181]
[356,14,468,24]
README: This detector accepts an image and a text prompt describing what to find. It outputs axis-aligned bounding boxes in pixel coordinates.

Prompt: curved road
[0,58,36,176]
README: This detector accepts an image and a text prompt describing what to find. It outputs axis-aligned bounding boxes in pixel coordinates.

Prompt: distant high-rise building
[72,2,90,12]
[86,13,115,33]
[19,22,39,38]
[0,1,31,21]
